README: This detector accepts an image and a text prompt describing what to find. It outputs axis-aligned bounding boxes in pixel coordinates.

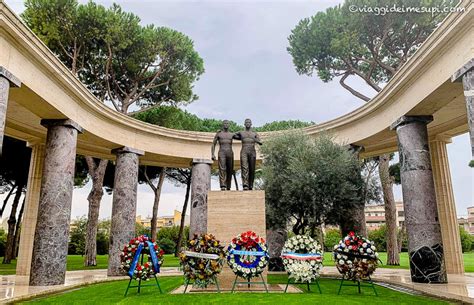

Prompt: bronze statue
[211,120,235,190]
[234,119,262,190]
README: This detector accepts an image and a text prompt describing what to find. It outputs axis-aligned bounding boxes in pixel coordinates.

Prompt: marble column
[107,147,144,276]
[391,115,447,283]
[430,136,464,274]
[16,143,45,278]
[0,67,21,155]
[189,159,212,236]
[452,59,474,163]
[29,119,83,286]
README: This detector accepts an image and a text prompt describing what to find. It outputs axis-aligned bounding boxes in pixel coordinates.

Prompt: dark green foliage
[368,225,387,252]
[254,120,314,132]
[0,229,6,257]
[459,227,472,253]
[323,228,342,252]
[288,0,457,101]
[68,217,87,255]
[261,131,364,234]
[158,237,175,254]
[389,162,401,185]
[156,226,189,247]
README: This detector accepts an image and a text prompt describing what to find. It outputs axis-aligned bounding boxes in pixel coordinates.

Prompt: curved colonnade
[0,0,472,286]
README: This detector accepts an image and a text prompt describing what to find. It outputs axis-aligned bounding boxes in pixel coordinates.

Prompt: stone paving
[1,267,474,303]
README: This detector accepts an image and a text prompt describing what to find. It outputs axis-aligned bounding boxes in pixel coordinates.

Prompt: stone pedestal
[107,147,143,276]
[430,136,464,274]
[207,190,266,289]
[391,115,447,283]
[16,143,45,278]
[29,119,82,286]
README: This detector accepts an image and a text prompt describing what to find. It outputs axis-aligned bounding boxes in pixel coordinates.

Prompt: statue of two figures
[211,119,262,191]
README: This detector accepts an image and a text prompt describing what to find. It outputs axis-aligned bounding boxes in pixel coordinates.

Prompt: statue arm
[233,132,242,140]
[211,133,219,160]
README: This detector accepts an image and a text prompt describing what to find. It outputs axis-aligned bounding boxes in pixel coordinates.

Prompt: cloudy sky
[2,0,472,221]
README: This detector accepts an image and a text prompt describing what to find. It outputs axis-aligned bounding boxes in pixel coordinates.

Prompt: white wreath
[281,235,323,283]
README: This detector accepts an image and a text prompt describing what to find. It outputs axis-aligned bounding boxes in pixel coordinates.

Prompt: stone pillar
[430,136,464,274]
[452,59,474,163]
[189,159,212,236]
[391,115,447,283]
[107,147,144,276]
[29,119,83,286]
[0,67,21,155]
[16,143,45,278]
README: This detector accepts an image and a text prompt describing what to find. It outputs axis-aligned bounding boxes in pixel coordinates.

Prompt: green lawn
[20,274,452,304]
[0,254,181,275]
[1,252,473,275]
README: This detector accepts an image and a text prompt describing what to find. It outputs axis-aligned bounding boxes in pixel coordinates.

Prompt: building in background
[458,206,474,235]
[136,210,188,230]
[365,202,405,231]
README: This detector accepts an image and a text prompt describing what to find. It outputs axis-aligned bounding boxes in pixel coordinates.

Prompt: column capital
[0,66,21,88]
[429,134,452,144]
[390,115,433,131]
[191,158,213,166]
[40,119,83,133]
[111,146,144,156]
[451,58,474,82]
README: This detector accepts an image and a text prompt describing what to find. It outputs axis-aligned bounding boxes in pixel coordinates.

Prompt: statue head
[244,118,252,129]
[222,120,230,131]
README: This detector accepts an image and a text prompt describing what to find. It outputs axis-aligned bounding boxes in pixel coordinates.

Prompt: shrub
[158,237,176,254]
[324,228,342,251]
[459,227,472,253]
[368,225,387,252]
[0,229,7,257]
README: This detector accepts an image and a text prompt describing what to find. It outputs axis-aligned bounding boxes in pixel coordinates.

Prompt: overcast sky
[2,0,472,222]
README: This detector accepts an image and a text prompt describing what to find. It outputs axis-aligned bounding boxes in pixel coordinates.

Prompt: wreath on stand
[120,235,164,281]
[333,232,379,281]
[179,233,225,288]
[226,231,269,279]
[281,235,323,283]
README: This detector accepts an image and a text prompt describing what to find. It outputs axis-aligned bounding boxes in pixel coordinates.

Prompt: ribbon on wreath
[183,251,220,260]
[281,252,322,261]
[230,249,266,256]
[127,241,161,277]
[128,243,144,278]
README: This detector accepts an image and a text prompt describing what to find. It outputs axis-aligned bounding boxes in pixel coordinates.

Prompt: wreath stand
[231,274,268,293]
[124,251,162,296]
[183,275,221,293]
[337,275,378,296]
[284,277,321,294]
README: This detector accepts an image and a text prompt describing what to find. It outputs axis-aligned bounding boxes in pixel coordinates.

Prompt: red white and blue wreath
[281,235,323,283]
[226,231,269,278]
[333,232,379,280]
[120,235,164,281]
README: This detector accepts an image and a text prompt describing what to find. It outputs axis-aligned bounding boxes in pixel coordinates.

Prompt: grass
[1,252,473,275]
[0,254,181,275]
[20,274,452,304]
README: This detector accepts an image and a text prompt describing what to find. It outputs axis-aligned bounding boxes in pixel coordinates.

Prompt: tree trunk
[0,184,16,218]
[3,182,24,263]
[267,227,287,271]
[175,176,191,257]
[379,154,400,265]
[13,197,25,258]
[84,158,108,267]
[150,169,166,240]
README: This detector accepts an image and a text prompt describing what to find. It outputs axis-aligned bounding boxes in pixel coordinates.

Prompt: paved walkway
[1,267,473,303]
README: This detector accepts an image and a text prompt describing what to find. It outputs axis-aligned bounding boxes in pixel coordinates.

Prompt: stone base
[207,190,266,289]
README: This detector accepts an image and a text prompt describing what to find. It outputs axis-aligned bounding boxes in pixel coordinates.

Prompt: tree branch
[339,73,371,102]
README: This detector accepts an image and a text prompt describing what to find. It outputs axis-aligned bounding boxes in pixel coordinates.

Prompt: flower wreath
[281,235,323,283]
[120,235,164,281]
[226,231,269,279]
[179,233,225,288]
[333,232,379,281]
